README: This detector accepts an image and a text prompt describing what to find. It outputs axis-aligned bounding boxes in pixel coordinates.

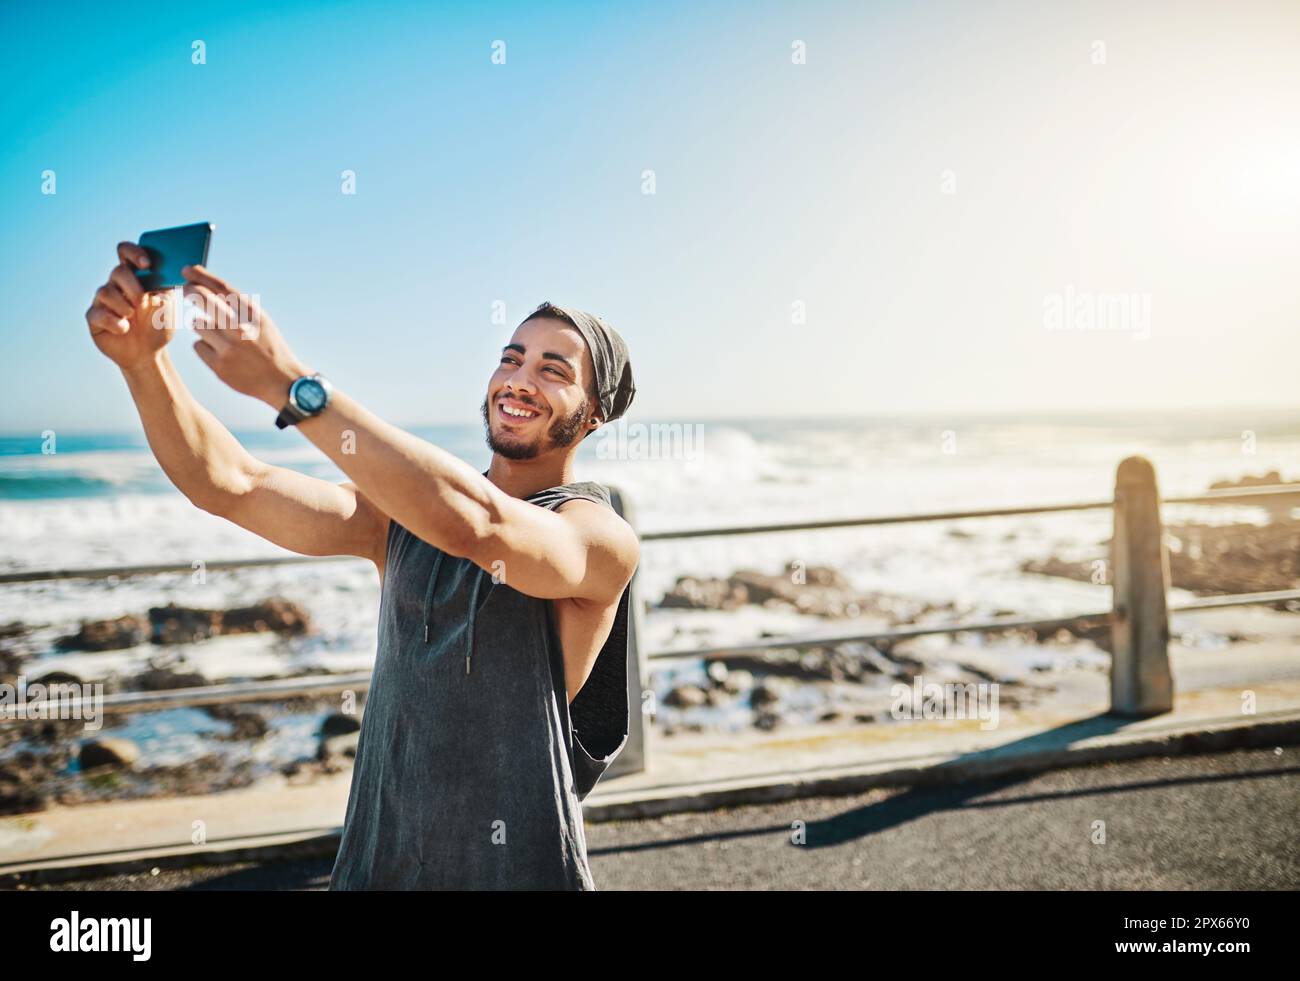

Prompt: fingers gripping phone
[135,222,214,292]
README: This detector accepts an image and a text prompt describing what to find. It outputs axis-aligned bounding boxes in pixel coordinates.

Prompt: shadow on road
[178,856,335,891]
[591,713,1299,853]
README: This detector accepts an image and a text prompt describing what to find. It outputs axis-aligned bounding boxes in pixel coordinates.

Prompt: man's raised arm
[85,243,390,571]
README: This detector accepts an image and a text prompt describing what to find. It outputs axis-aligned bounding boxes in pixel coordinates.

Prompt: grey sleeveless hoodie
[328,474,632,891]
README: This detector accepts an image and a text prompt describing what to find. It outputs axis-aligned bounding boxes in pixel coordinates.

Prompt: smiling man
[84,242,640,890]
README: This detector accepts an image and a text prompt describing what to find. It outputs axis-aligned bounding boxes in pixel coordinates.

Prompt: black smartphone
[135,222,214,292]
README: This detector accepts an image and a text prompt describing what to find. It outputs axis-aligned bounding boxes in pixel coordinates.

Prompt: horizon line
[4,401,1300,439]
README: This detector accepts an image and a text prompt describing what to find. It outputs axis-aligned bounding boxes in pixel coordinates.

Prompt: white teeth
[501,404,538,418]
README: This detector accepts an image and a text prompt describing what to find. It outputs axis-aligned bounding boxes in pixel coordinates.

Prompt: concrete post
[1109,456,1174,716]
[607,485,648,778]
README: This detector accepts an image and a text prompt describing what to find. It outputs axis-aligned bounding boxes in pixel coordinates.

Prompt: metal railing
[3,461,1299,763]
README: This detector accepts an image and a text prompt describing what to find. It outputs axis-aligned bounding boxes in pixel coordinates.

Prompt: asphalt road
[9,746,1298,890]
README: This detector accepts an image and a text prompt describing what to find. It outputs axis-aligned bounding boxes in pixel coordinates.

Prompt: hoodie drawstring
[465,567,485,675]
[422,549,487,676]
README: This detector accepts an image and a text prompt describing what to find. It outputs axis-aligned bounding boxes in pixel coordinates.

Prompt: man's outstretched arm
[293,391,639,604]
[180,265,638,606]
[122,354,390,568]
[85,243,390,572]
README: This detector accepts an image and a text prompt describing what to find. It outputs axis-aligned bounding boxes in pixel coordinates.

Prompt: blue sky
[3,0,1299,433]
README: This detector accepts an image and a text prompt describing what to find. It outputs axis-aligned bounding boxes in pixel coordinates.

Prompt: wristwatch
[275,373,333,429]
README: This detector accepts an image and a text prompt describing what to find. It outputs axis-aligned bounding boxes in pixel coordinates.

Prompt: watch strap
[275,401,308,429]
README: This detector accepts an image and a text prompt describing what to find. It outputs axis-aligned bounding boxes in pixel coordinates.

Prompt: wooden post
[606,485,648,778]
[1109,456,1174,716]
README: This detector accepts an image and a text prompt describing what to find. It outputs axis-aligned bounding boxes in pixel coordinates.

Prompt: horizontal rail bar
[640,500,1115,541]
[657,587,1300,660]
[644,610,1113,660]
[1162,483,1300,507]
[1169,587,1300,612]
[1,501,1119,585]
[5,586,1295,722]
[639,482,1300,542]
[4,483,1297,585]
[0,672,373,722]
[0,554,364,586]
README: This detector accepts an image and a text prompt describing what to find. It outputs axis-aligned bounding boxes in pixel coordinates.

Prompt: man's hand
[85,242,177,370]
[182,265,310,407]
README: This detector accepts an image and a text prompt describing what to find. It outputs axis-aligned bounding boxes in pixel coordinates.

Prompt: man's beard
[480,395,589,460]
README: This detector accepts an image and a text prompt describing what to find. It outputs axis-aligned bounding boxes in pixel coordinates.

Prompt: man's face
[480,317,597,460]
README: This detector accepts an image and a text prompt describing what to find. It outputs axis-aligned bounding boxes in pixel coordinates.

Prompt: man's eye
[501,356,564,378]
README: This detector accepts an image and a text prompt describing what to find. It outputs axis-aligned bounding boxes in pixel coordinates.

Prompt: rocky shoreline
[1022,518,1300,602]
[2,473,1294,816]
[1022,472,1300,603]
[0,597,363,815]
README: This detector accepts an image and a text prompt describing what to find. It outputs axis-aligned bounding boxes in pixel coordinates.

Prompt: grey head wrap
[521,302,636,425]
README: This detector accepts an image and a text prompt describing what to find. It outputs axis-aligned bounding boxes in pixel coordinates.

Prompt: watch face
[293,378,328,413]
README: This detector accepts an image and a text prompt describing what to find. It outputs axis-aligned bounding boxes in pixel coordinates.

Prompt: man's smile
[498,397,544,424]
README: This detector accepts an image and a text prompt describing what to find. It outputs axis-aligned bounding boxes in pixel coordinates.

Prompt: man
[84,242,640,890]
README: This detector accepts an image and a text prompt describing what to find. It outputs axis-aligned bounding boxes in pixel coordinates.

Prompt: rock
[722,668,753,694]
[133,753,256,798]
[711,645,897,684]
[0,747,71,814]
[205,704,270,740]
[1211,470,1283,488]
[705,660,729,687]
[321,712,362,737]
[221,598,312,636]
[1020,556,1097,584]
[0,786,49,815]
[148,598,313,645]
[1026,617,1111,653]
[0,622,42,665]
[727,569,788,606]
[134,667,208,691]
[30,671,82,687]
[657,563,940,627]
[664,684,709,708]
[0,650,19,685]
[1165,522,1300,596]
[732,566,861,617]
[1024,515,1300,601]
[1209,472,1297,523]
[659,577,747,611]
[0,622,29,641]
[57,615,148,652]
[22,717,86,745]
[753,709,782,731]
[750,683,781,707]
[317,731,360,761]
[660,565,889,620]
[149,605,221,644]
[79,737,140,771]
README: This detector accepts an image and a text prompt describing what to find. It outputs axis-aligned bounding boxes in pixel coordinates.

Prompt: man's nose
[504,366,539,393]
